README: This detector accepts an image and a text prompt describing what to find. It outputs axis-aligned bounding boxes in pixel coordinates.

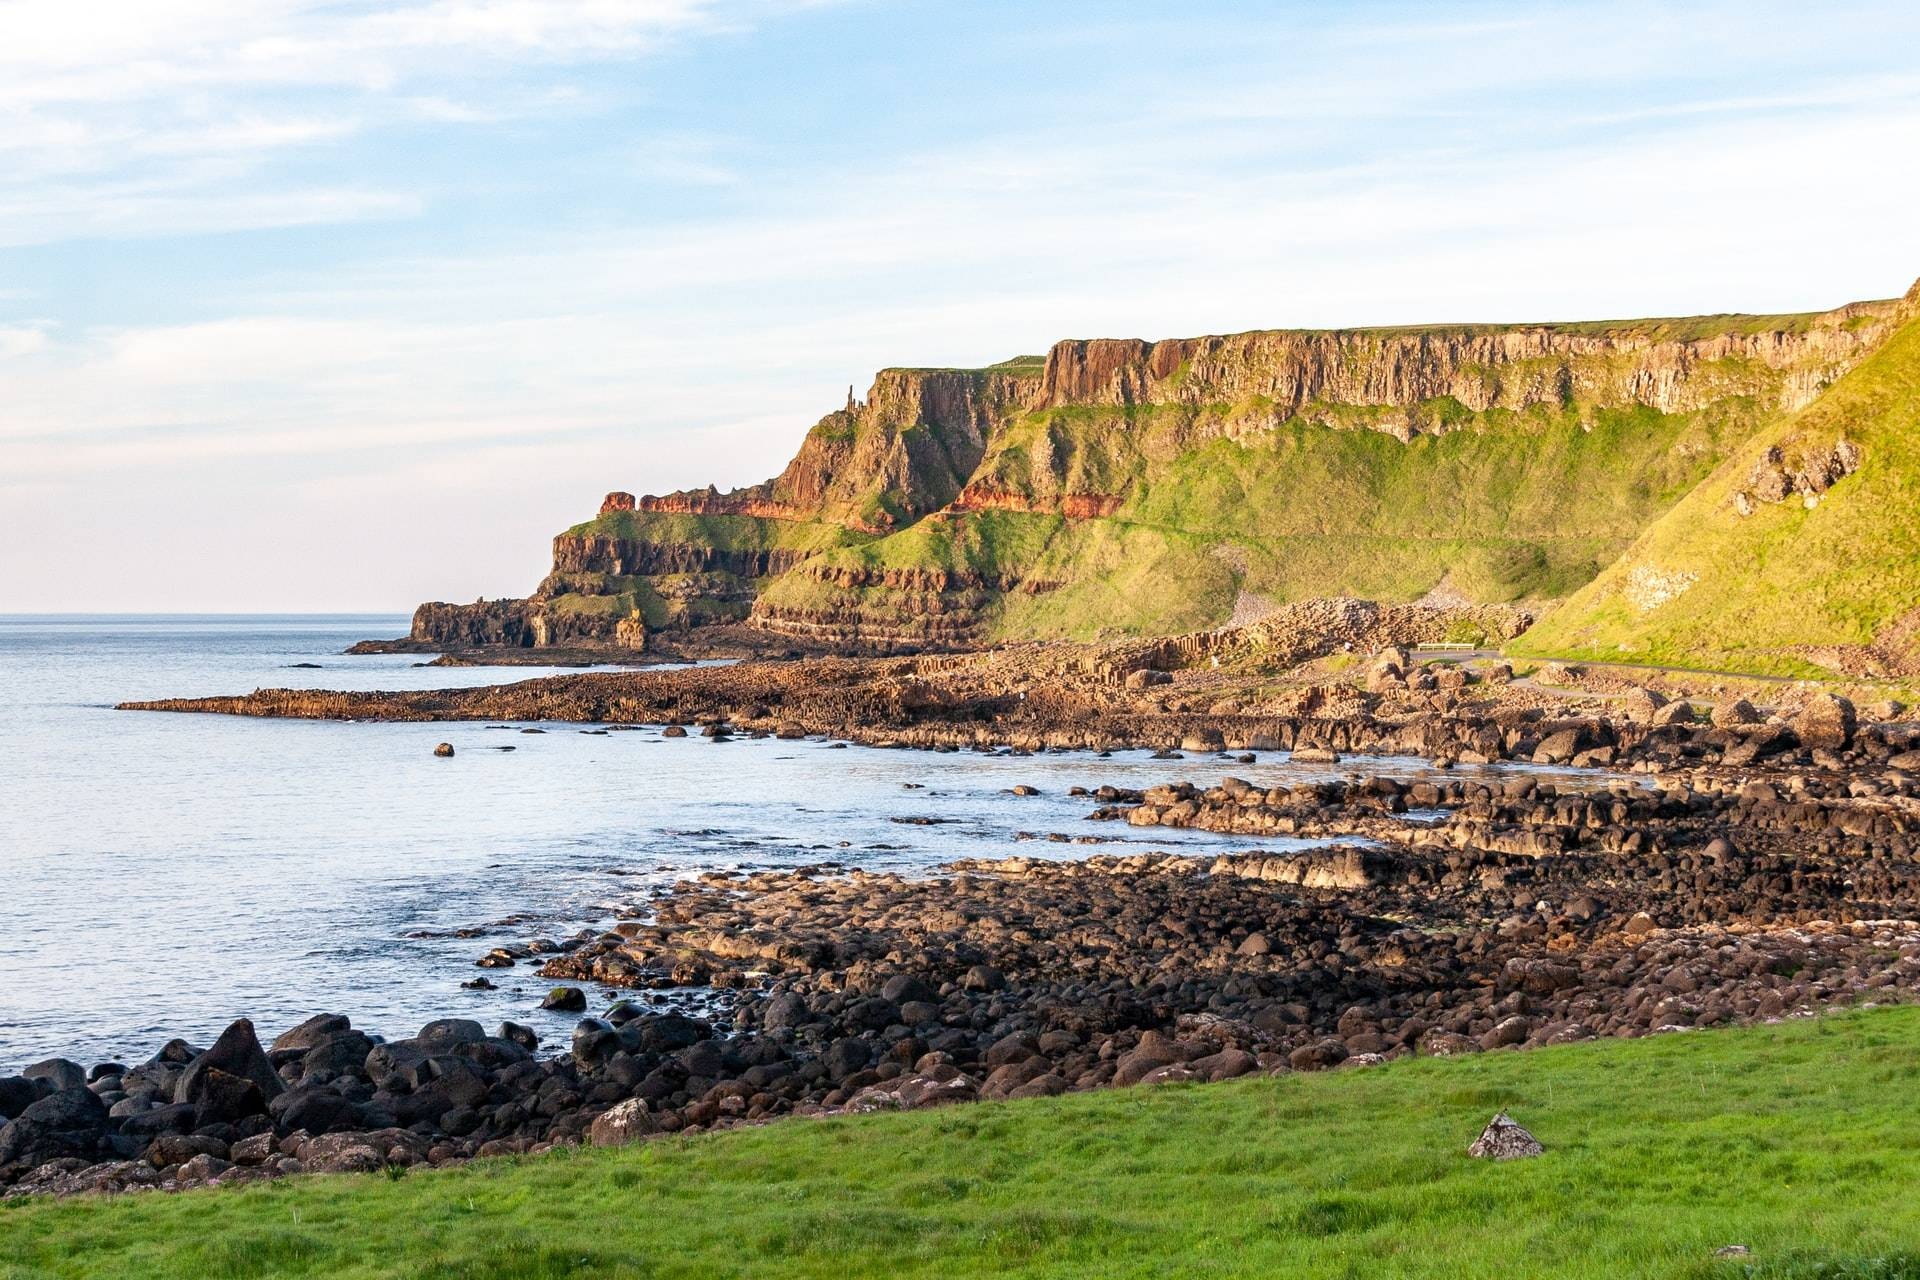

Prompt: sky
[3,0,1919,613]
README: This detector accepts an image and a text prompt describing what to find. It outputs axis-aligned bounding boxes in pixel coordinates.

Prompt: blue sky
[4,0,1919,611]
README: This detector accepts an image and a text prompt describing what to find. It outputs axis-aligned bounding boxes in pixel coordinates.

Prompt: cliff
[1514,278,1920,676]
[405,278,1916,663]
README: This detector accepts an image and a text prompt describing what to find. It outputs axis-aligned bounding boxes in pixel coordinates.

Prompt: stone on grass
[1467,1111,1543,1160]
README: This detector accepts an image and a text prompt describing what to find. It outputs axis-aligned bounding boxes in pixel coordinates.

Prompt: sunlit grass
[7,1007,1920,1278]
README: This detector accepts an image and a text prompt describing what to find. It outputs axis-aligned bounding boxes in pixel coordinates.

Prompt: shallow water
[1,615,1591,1067]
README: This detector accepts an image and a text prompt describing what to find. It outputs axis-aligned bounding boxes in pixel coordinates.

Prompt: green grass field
[6,1008,1920,1279]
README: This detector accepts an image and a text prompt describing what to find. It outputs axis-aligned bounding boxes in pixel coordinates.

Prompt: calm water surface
[1,615,1580,1067]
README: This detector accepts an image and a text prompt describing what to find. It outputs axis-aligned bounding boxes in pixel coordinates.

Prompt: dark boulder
[300,1031,377,1079]
[822,1038,873,1082]
[23,1059,87,1094]
[270,1014,353,1054]
[0,1076,38,1121]
[175,1020,284,1108]
[189,1068,269,1126]
[269,1086,365,1136]
[416,1019,488,1047]
[635,1013,705,1054]
[761,992,812,1030]
[19,1087,108,1129]
[118,1102,199,1139]
[0,1088,112,1170]
[879,975,939,1005]
[571,1019,621,1068]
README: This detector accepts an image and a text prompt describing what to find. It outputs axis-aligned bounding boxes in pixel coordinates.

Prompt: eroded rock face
[1734,439,1864,515]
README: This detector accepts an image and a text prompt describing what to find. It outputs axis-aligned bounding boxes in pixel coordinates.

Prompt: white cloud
[0,326,50,359]
[0,0,786,243]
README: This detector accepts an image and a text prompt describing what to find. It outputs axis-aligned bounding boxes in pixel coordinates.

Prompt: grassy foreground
[6,1009,1920,1280]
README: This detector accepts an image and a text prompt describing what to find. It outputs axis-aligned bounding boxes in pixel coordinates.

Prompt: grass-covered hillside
[5,1009,1920,1279]
[1516,286,1920,677]
[756,397,1786,641]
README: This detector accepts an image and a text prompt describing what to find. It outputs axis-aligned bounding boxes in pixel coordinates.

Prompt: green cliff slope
[1516,284,1920,677]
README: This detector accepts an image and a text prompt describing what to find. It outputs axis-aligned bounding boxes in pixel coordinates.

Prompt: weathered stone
[1467,1112,1543,1160]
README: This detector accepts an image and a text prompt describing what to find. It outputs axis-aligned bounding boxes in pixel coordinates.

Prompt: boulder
[193,1069,270,1124]
[271,1014,352,1055]
[588,1098,657,1146]
[175,1020,284,1109]
[0,1076,38,1121]
[761,992,812,1030]
[299,1031,376,1078]
[1793,693,1857,751]
[1652,700,1696,727]
[0,1088,111,1170]
[822,1038,873,1082]
[879,974,939,1005]
[299,1133,386,1174]
[1619,688,1668,723]
[1467,1112,1544,1160]
[1113,1032,1183,1086]
[269,1087,365,1135]
[416,1019,487,1047]
[960,965,1007,993]
[983,1033,1039,1069]
[570,1019,621,1068]
[22,1060,86,1094]
[1532,728,1582,765]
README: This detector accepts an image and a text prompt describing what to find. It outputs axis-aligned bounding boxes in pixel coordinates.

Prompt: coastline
[10,642,1920,1198]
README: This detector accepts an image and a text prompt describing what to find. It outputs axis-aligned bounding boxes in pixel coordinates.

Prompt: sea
[0,614,1575,1068]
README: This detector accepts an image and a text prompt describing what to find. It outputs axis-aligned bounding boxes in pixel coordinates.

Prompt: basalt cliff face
[406,281,1916,664]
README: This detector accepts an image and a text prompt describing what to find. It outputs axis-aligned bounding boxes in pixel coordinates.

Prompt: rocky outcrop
[645,365,1044,535]
[410,599,646,651]
[1092,598,1532,685]
[1035,308,1900,426]
[546,534,809,581]
[948,485,1122,519]
[1732,440,1863,516]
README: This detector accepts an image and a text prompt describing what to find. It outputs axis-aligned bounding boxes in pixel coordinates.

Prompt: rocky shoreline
[12,636,1911,1199]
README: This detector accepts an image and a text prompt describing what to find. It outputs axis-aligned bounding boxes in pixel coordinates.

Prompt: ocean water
[1,615,1574,1069]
